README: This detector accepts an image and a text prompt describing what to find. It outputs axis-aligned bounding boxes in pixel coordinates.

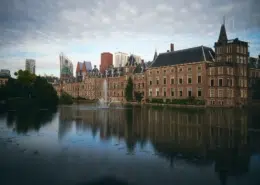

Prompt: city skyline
[0,0,259,77]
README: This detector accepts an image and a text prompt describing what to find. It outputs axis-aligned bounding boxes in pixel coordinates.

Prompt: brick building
[100,52,113,74]
[56,24,258,107]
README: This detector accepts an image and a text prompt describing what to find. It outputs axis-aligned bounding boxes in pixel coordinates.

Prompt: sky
[0,0,259,77]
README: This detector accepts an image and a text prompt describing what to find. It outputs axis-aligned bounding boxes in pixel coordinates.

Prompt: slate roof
[150,46,215,68]
[249,57,260,69]
[218,24,228,43]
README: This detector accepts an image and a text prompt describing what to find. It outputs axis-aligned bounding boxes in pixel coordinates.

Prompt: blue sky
[0,0,259,77]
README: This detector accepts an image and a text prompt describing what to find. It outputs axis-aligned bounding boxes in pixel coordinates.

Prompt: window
[197,88,202,97]
[197,66,202,71]
[240,89,244,98]
[209,68,214,75]
[187,88,192,97]
[237,56,239,63]
[156,78,159,85]
[178,67,183,72]
[171,68,175,73]
[163,77,166,85]
[237,46,239,53]
[157,71,159,74]
[179,88,183,97]
[210,89,215,97]
[179,78,183,84]
[149,89,152,96]
[171,78,174,84]
[171,88,175,96]
[198,76,202,83]
[188,75,192,84]
[188,67,192,72]
[218,89,223,97]
[163,88,166,96]
[218,79,223,86]
[218,67,223,74]
[156,88,159,96]
[210,79,214,86]
[163,70,166,75]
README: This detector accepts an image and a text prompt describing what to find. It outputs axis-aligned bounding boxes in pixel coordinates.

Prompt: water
[0,105,260,185]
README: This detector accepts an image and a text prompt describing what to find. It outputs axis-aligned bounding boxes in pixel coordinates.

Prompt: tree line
[0,70,58,111]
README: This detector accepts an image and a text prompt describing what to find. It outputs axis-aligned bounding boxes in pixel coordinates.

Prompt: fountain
[97,78,123,109]
[98,79,109,109]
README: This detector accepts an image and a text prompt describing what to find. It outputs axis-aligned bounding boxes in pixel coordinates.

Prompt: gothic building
[207,23,249,106]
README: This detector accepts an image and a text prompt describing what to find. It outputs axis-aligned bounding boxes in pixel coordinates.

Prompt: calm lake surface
[0,105,260,185]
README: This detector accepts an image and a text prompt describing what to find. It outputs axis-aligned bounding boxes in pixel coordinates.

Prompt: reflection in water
[58,106,252,185]
[6,108,57,133]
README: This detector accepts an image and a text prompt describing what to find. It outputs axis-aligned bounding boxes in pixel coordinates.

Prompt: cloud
[0,0,259,76]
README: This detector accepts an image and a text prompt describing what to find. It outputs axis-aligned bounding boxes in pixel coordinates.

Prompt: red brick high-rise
[100,52,113,73]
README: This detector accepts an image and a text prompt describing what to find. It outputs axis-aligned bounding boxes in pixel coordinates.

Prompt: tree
[134,91,143,102]
[125,77,133,101]
[59,92,73,105]
[1,70,58,110]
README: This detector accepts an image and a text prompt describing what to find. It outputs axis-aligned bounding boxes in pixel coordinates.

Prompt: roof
[249,57,260,69]
[218,24,228,43]
[150,46,215,68]
[77,61,93,71]
[84,61,92,71]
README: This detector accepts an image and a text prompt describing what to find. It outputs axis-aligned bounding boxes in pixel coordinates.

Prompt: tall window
[198,76,202,83]
[179,88,183,97]
[210,79,214,86]
[156,88,159,96]
[179,78,183,84]
[163,77,166,85]
[218,89,223,97]
[171,88,175,96]
[187,88,192,97]
[156,78,159,85]
[163,88,166,96]
[149,89,152,96]
[197,88,202,97]
[188,75,192,84]
[171,78,174,84]
[218,79,223,86]
[210,89,215,97]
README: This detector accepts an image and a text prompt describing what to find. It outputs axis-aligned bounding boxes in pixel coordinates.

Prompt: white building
[114,52,128,67]
[25,59,36,74]
[132,54,142,64]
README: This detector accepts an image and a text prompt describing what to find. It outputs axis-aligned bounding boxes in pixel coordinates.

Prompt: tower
[207,21,249,107]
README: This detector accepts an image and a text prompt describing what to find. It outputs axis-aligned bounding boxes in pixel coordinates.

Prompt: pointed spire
[218,17,228,43]
[153,49,158,61]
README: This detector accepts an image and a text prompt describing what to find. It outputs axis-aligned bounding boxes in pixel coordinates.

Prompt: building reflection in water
[59,105,250,185]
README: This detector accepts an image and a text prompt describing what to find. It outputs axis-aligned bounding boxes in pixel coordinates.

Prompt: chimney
[170,43,174,52]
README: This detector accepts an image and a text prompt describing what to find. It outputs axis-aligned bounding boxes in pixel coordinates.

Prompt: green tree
[134,91,143,102]
[59,92,73,105]
[125,77,133,101]
[2,70,58,110]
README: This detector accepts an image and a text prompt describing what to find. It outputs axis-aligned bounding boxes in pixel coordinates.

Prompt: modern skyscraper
[25,59,36,74]
[59,53,74,82]
[100,52,113,73]
[114,52,128,67]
